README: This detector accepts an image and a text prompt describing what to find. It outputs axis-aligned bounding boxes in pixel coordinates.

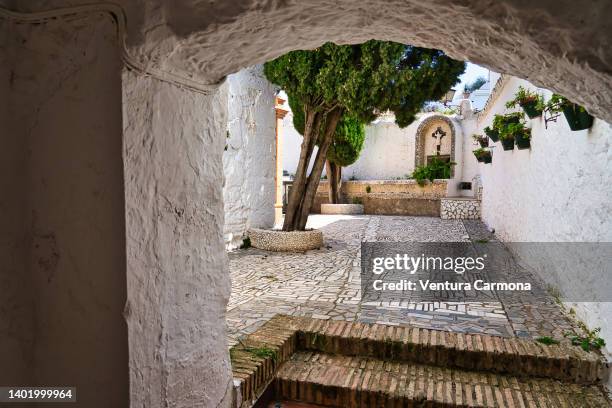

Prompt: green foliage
[505,86,544,110]
[472,148,489,158]
[536,336,560,346]
[546,93,589,114]
[499,122,530,141]
[492,113,528,141]
[264,41,465,128]
[464,76,487,93]
[327,115,366,166]
[351,196,363,205]
[289,95,366,166]
[411,157,455,187]
[365,185,372,194]
[565,327,606,352]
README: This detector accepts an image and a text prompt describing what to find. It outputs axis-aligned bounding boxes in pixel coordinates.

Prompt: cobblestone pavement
[226,215,580,347]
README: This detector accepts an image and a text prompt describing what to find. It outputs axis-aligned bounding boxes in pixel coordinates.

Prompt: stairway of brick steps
[230,315,610,408]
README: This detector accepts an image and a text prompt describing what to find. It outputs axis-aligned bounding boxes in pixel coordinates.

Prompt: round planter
[563,105,594,131]
[320,203,364,215]
[500,137,515,151]
[248,228,323,252]
[520,101,542,119]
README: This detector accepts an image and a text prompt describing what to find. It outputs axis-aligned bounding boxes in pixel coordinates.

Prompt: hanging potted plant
[505,86,544,119]
[473,148,492,163]
[472,134,489,148]
[484,126,499,142]
[513,126,531,150]
[546,94,594,131]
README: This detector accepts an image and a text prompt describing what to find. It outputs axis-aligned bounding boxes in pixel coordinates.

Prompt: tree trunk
[326,160,342,204]
[295,108,343,230]
[282,108,320,231]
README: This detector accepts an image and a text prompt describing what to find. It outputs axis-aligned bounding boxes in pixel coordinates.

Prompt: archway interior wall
[0,12,128,407]
[122,70,233,408]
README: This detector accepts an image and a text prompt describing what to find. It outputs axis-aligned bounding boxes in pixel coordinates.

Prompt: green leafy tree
[289,96,365,203]
[265,41,465,231]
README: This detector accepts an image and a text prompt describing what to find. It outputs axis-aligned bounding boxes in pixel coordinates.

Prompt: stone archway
[2,2,612,407]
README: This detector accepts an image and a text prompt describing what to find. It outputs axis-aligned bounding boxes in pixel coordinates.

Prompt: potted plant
[484,126,499,142]
[546,94,594,131]
[505,86,544,119]
[513,126,531,150]
[473,148,492,163]
[472,134,489,148]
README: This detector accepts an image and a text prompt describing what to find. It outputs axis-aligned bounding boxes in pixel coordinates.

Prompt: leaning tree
[264,41,465,231]
[289,95,366,204]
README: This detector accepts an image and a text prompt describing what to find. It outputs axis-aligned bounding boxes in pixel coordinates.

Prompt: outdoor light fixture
[441,88,456,106]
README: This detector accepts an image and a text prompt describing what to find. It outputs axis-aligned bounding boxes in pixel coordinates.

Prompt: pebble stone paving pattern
[226,215,581,347]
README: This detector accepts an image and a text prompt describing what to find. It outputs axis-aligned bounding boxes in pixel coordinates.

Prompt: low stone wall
[320,203,364,215]
[440,197,481,220]
[313,180,446,216]
[318,179,447,197]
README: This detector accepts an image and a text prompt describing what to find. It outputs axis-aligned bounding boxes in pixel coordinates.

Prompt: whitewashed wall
[223,65,277,249]
[344,117,419,180]
[477,76,612,364]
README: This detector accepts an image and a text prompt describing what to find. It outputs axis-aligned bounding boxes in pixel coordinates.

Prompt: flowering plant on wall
[505,86,544,119]
[545,94,594,131]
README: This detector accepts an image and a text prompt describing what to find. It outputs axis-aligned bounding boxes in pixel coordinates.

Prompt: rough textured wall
[223,65,276,249]
[478,76,612,361]
[7,0,612,122]
[0,12,128,406]
[123,71,232,408]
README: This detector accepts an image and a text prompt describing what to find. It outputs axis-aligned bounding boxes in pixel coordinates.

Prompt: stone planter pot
[320,203,364,215]
[248,228,323,252]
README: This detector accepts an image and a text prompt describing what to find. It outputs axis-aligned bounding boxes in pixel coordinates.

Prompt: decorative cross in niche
[431,126,447,155]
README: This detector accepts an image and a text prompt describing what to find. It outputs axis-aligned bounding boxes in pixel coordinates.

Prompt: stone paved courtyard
[226,215,581,347]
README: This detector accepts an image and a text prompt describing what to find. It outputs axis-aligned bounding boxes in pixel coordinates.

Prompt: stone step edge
[277,314,607,385]
[275,351,609,408]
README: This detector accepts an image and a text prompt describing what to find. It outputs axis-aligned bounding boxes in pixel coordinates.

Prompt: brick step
[289,316,606,384]
[275,351,609,408]
[230,315,608,407]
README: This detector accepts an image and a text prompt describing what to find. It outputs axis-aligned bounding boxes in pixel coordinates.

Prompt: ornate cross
[431,126,447,155]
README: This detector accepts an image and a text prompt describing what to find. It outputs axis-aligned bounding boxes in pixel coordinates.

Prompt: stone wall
[440,197,481,219]
[476,75,612,366]
[313,180,446,216]
[223,65,276,249]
